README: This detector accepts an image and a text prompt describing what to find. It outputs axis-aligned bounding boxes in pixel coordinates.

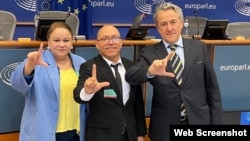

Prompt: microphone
[193,10,201,40]
[132,13,146,28]
[194,10,199,35]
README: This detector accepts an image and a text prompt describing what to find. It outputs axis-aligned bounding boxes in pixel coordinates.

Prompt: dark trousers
[180,115,189,125]
[121,130,129,141]
[56,129,79,141]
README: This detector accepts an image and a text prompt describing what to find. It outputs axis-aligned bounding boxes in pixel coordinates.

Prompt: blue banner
[1,0,250,23]
[213,46,250,112]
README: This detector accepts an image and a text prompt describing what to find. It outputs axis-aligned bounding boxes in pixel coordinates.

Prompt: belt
[180,109,187,122]
[180,114,189,125]
[180,114,188,122]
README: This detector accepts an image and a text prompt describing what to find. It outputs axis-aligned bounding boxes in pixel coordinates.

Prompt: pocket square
[195,61,202,64]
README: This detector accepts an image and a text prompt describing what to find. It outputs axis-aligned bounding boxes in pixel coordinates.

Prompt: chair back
[34,11,79,40]
[226,22,250,39]
[0,10,17,40]
[185,16,208,36]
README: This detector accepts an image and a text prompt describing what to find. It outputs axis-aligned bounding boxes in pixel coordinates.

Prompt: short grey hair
[153,2,184,25]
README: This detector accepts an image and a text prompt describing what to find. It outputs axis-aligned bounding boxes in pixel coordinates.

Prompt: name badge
[104,89,117,98]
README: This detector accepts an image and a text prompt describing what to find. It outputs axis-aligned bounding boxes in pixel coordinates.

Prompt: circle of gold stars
[41,1,51,11]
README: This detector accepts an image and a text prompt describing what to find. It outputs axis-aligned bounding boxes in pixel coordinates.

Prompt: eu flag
[38,0,93,39]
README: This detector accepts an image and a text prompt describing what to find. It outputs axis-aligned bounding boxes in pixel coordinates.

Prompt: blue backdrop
[1,0,250,40]
[214,46,250,112]
[1,0,250,23]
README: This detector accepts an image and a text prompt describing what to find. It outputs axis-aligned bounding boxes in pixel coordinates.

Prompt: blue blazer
[10,49,87,141]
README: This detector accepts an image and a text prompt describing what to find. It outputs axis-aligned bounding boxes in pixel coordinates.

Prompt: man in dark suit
[73,25,147,141]
[125,2,222,141]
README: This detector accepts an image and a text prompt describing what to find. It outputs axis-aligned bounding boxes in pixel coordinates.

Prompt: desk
[0,40,159,47]
[201,39,250,61]
[1,39,250,48]
[1,39,250,60]
[0,40,159,61]
[202,39,250,45]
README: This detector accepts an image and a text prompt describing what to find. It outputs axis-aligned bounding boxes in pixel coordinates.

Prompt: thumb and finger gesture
[84,64,110,94]
[27,43,48,67]
[147,51,175,78]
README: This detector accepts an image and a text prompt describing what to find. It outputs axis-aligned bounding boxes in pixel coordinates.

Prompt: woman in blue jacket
[10,22,87,141]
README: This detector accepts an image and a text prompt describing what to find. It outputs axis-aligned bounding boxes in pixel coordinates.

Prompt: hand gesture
[84,64,110,94]
[147,51,175,77]
[24,43,48,76]
[26,43,48,67]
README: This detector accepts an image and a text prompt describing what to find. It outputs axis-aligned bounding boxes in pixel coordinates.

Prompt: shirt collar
[162,36,184,48]
[102,56,122,67]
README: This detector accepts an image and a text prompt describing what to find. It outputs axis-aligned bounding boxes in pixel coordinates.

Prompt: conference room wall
[8,0,250,40]
[2,1,250,24]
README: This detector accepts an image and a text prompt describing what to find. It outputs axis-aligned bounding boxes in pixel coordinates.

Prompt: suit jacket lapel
[43,50,60,100]
[182,39,196,84]
[155,41,197,86]
[121,58,134,106]
[154,41,169,59]
[154,42,175,76]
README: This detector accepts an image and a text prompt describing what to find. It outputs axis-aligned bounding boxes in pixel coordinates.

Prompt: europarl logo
[15,0,53,11]
[15,0,37,11]
[0,62,21,86]
[235,0,250,16]
[134,0,166,14]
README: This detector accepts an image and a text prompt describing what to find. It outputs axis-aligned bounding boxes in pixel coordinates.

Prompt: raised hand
[84,64,110,94]
[147,51,175,77]
[26,43,48,67]
[24,43,48,76]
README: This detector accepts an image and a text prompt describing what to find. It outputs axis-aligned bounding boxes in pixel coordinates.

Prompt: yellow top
[56,68,80,133]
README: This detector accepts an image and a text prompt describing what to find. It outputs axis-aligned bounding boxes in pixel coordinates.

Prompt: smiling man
[73,25,147,141]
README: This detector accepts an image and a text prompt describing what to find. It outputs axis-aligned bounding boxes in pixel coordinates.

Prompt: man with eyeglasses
[125,2,222,141]
[73,25,147,141]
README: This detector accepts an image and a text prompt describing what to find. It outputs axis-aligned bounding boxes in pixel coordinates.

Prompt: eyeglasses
[97,37,121,43]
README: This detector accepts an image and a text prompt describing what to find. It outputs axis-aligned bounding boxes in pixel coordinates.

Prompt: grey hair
[153,2,184,25]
